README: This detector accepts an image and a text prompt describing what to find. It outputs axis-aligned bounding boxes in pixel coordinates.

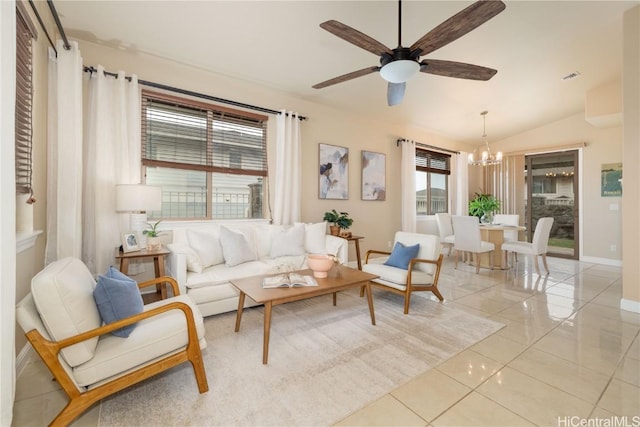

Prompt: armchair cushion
[363,262,436,288]
[31,257,102,367]
[94,266,144,338]
[384,242,420,270]
[72,294,206,387]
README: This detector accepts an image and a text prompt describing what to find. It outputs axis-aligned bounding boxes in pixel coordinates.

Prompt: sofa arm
[166,244,188,296]
[325,235,348,264]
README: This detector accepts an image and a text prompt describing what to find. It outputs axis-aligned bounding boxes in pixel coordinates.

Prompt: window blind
[415,148,451,175]
[141,91,267,177]
[15,9,35,197]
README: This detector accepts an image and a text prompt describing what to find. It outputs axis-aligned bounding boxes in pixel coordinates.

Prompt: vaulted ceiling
[55,0,636,143]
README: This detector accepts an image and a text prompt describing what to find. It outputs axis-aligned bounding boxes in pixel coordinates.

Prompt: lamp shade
[115,184,162,212]
[379,60,420,83]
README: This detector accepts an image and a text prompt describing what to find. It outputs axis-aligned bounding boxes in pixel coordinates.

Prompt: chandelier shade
[468,111,502,166]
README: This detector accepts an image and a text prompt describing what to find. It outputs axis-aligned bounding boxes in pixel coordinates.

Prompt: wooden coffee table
[231,266,379,364]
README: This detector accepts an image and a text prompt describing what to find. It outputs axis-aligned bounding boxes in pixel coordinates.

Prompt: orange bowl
[307,254,334,278]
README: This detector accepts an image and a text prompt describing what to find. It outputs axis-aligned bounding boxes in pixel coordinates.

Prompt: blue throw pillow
[93,266,143,338]
[384,242,420,270]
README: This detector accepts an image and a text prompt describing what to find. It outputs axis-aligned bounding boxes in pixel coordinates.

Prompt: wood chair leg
[454,250,459,269]
[533,255,541,275]
[475,253,480,274]
[403,291,411,315]
[431,287,444,302]
[541,254,550,274]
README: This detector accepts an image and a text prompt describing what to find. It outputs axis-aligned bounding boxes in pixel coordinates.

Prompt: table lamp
[115,184,162,248]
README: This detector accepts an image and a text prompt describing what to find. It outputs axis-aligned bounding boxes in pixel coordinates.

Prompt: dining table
[478,224,526,269]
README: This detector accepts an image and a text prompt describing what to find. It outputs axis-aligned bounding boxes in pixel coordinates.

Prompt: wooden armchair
[362,232,444,314]
[16,257,209,427]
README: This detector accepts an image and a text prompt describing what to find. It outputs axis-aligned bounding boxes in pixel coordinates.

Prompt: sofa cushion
[384,242,420,270]
[187,229,224,271]
[186,260,269,289]
[93,267,144,338]
[270,224,305,257]
[72,294,206,387]
[220,226,257,266]
[31,257,102,367]
[296,221,327,255]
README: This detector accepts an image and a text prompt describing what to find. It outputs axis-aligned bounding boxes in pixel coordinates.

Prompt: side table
[115,246,171,300]
[342,235,364,270]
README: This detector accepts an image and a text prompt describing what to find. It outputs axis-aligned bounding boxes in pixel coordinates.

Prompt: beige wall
[14,1,54,356]
[622,6,640,306]
[75,40,474,260]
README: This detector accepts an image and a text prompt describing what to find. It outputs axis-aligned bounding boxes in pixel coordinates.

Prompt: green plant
[468,193,501,217]
[142,220,162,237]
[322,209,353,229]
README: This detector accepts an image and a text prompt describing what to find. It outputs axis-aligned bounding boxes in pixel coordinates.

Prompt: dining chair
[435,212,455,255]
[452,216,495,274]
[501,217,555,275]
[493,213,520,264]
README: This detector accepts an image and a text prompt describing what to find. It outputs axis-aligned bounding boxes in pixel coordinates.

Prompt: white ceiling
[54,0,637,143]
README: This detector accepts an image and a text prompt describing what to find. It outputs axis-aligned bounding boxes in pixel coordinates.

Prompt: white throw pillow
[187,229,224,270]
[168,243,204,273]
[296,222,327,255]
[219,226,257,267]
[270,224,306,258]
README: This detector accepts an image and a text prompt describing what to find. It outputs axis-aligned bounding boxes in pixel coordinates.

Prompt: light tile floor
[13,255,640,426]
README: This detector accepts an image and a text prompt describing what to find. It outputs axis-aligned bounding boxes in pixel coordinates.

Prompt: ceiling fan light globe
[380,60,420,83]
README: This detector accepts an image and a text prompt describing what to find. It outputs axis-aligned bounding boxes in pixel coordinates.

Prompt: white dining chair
[452,216,495,274]
[494,213,520,264]
[501,217,554,275]
[435,213,455,255]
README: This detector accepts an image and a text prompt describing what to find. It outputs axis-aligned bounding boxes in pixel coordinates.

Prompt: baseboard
[620,298,640,314]
[15,343,33,378]
[580,256,622,267]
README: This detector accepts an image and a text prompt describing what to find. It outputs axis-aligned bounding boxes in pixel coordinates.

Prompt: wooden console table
[115,246,171,299]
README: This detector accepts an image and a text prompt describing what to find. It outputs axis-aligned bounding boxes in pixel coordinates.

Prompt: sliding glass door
[525,151,579,259]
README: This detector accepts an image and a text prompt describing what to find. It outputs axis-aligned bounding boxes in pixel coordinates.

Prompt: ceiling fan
[312,0,506,106]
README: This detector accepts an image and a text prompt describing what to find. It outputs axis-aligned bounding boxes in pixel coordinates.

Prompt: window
[15,5,37,203]
[141,91,268,220]
[415,149,450,215]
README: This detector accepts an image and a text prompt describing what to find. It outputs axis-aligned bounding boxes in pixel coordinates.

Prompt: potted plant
[323,209,353,236]
[142,220,163,250]
[468,193,501,224]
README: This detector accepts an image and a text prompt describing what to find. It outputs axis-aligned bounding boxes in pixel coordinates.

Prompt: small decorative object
[361,150,386,200]
[307,254,335,278]
[323,209,353,236]
[319,143,349,200]
[142,220,163,251]
[121,232,140,253]
[468,192,501,224]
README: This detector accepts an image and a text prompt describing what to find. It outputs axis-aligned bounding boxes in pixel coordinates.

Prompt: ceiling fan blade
[320,20,393,56]
[387,82,405,106]
[312,66,380,89]
[420,59,497,81]
[410,1,506,57]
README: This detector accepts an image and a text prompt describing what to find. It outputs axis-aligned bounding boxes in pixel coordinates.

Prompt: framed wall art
[121,232,140,253]
[319,143,349,200]
[601,163,622,197]
[361,150,386,201]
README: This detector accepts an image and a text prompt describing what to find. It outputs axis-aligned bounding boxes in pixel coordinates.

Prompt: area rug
[98,289,504,426]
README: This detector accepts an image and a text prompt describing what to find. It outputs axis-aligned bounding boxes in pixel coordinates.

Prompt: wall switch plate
[610,203,619,211]
[610,244,616,252]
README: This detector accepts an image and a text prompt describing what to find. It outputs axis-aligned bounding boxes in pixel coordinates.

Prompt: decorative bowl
[307,254,335,278]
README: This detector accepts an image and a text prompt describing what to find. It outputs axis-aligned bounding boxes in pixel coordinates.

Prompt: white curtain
[272,110,301,225]
[401,139,416,232]
[0,2,17,424]
[83,67,140,275]
[45,40,83,264]
[484,154,525,217]
[453,152,470,216]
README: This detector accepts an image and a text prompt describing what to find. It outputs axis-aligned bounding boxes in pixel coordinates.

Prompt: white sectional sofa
[166,221,349,317]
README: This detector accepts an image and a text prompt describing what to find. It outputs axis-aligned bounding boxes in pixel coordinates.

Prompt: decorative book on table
[262,273,318,288]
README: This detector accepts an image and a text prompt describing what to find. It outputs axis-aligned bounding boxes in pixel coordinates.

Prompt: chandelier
[468,111,502,166]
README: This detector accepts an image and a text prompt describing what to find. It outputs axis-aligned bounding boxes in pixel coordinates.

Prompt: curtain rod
[396,138,459,155]
[83,66,307,121]
[27,0,57,55]
[47,0,70,51]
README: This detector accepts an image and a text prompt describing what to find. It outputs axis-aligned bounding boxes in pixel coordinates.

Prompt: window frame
[415,148,451,216]
[140,90,269,221]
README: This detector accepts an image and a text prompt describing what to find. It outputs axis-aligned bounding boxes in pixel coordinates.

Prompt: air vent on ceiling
[561,71,581,81]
